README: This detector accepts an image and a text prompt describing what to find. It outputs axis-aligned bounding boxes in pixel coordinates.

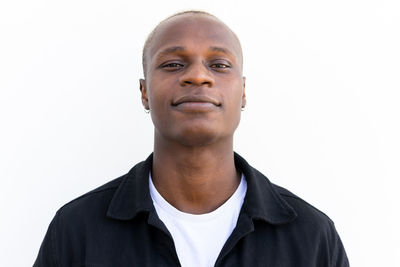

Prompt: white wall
[1,0,399,266]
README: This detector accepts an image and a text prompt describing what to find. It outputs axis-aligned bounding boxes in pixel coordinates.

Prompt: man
[34,11,349,267]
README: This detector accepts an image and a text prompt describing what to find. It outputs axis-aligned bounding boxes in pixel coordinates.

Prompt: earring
[144,108,150,114]
[241,106,245,111]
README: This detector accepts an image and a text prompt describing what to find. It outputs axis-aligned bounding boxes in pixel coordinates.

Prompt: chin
[175,126,223,147]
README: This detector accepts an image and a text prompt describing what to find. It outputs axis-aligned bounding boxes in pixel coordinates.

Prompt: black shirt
[34,153,349,266]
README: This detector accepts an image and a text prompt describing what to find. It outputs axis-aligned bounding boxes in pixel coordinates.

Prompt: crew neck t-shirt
[149,173,247,267]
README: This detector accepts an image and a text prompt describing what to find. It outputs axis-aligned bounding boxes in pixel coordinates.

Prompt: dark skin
[140,14,246,214]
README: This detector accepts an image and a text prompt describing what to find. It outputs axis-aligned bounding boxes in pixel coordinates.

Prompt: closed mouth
[172,95,221,107]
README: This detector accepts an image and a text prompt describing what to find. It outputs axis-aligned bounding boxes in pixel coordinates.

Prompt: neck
[152,135,240,214]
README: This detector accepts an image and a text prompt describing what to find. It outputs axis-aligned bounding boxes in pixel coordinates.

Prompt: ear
[139,79,150,110]
[241,76,246,108]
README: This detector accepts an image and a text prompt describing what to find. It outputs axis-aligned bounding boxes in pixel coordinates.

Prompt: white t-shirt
[149,173,247,267]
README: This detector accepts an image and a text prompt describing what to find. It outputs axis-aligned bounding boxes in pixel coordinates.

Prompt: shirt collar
[234,153,297,224]
[107,153,297,225]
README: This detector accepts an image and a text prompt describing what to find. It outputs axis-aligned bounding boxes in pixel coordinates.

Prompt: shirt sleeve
[33,215,58,267]
[330,222,350,267]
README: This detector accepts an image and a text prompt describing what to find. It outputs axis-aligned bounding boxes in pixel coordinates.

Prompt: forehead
[147,14,242,62]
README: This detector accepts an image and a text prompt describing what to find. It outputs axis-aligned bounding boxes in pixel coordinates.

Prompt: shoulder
[249,163,334,227]
[242,162,349,266]
[271,183,348,265]
[34,174,129,266]
[247,164,333,225]
[248,163,336,233]
[269,181,341,248]
[54,174,125,224]
[272,183,333,225]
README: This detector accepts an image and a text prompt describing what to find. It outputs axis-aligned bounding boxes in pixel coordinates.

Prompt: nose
[179,61,215,87]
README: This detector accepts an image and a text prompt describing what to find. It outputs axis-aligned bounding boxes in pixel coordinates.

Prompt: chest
[60,220,328,267]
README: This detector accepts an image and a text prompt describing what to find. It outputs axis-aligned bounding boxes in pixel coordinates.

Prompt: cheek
[146,83,175,132]
[221,81,244,129]
[147,80,169,109]
[225,80,244,108]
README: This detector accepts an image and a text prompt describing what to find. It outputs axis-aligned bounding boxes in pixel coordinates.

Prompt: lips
[172,95,221,107]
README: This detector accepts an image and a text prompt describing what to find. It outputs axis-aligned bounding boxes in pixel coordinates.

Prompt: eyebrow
[209,46,235,57]
[154,46,235,60]
[155,46,186,60]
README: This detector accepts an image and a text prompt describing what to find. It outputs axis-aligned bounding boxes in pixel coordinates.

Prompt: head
[140,11,246,147]
[141,11,243,78]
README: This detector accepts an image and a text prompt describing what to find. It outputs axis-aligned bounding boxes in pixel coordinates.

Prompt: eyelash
[210,63,230,69]
[160,62,231,70]
[162,63,184,68]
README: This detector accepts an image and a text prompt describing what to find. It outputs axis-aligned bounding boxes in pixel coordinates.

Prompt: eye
[211,63,229,68]
[161,62,185,70]
[209,60,231,70]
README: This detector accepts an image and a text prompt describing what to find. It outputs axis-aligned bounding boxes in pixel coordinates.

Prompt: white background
[1,0,399,266]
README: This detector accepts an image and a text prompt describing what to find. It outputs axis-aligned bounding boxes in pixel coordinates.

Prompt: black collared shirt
[34,153,349,267]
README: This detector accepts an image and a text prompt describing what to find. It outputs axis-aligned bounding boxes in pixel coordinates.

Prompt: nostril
[179,69,215,86]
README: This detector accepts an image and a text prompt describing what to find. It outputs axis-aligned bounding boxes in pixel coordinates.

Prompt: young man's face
[140,14,246,146]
